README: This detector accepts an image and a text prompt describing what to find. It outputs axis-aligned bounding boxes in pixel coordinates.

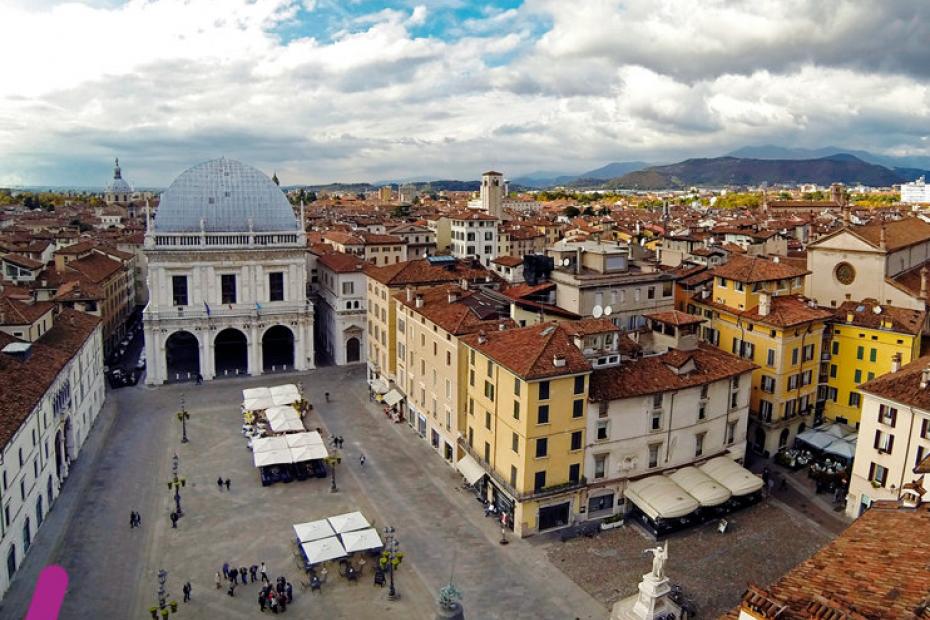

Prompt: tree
[582,206,595,215]
[563,206,580,217]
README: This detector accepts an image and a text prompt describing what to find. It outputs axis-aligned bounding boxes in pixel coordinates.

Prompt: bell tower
[480,170,504,219]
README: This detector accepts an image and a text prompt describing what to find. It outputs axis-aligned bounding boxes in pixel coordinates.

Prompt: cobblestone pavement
[545,498,836,619]
[1,364,606,620]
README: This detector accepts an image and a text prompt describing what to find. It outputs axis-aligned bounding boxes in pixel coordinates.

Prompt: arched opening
[215,328,248,376]
[262,325,295,371]
[346,337,361,363]
[753,427,766,454]
[54,430,62,480]
[778,428,790,450]
[166,331,200,381]
[797,422,806,435]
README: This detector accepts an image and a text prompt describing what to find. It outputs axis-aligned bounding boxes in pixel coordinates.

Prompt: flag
[256,302,262,312]
[204,301,211,316]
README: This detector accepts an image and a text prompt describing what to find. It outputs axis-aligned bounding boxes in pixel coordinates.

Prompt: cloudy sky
[1,0,929,186]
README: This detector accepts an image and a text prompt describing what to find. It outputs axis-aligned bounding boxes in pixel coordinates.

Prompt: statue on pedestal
[644,541,668,580]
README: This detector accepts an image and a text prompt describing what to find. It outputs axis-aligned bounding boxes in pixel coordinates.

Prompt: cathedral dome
[155,158,297,233]
[106,157,133,194]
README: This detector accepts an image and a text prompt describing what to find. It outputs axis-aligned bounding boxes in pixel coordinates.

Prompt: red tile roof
[317,252,368,273]
[0,297,55,326]
[644,310,705,326]
[860,354,930,411]
[561,318,620,337]
[66,253,122,283]
[835,299,925,335]
[712,255,809,283]
[492,256,523,267]
[2,253,43,270]
[699,295,833,328]
[460,322,591,380]
[396,285,514,336]
[852,217,930,252]
[365,258,494,288]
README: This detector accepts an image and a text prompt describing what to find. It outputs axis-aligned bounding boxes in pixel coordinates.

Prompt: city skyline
[2,1,930,186]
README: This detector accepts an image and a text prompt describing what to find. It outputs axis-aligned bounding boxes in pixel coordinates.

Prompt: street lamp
[382,526,402,600]
[167,453,186,518]
[177,395,190,443]
[324,452,341,492]
[149,568,179,619]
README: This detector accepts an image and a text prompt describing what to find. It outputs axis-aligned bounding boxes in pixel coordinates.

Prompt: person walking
[225,478,231,491]
[324,391,330,402]
[129,511,136,529]
[222,562,230,581]
[269,592,278,614]
[182,581,192,603]
[217,476,224,491]
[260,562,268,583]
[360,453,366,468]
[170,511,178,528]
[227,581,236,597]
[259,590,266,612]
[250,565,258,583]
[215,572,222,589]
[240,567,248,584]
[285,581,293,603]
[135,512,142,527]
[230,567,238,585]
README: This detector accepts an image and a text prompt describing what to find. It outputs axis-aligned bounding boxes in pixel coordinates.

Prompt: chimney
[758,292,771,317]
[498,322,506,331]
[772,256,779,264]
[880,222,887,250]
[552,354,566,368]
[575,247,582,275]
[921,365,930,389]
[891,352,902,373]
[448,290,458,304]
[405,286,414,302]
[477,330,487,345]
[460,278,469,291]
[921,266,928,301]
[415,294,424,309]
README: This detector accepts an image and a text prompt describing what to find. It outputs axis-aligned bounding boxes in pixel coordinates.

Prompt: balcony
[144,301,310,321]
[458,440,586,502]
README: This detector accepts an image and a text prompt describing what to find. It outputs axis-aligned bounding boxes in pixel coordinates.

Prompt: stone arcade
[143,158,314,384]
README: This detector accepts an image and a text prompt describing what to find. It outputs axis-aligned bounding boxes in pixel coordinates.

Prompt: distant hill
[728,145,930,173]
[579,161,650,180]
[605,154,925,190]
[513,161,649,188]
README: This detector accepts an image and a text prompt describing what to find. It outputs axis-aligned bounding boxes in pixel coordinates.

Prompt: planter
[601,519,624,531]
[169,601,178,612]
[160,610,170,619]
[149,607,158,619]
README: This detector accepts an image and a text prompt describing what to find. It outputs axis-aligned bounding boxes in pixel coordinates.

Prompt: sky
[1,0,930,186]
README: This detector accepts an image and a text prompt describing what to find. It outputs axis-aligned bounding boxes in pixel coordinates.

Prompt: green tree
[563,206,580,217]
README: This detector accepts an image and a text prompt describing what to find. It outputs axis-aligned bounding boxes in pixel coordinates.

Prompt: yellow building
[459,323,591,537]
[691,255,833,457]
[823,300,924,427]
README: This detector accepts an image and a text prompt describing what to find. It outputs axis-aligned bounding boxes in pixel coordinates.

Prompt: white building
[315,253,367,365]
[901,177,930,204]
[846,355,930,518]
[0,306,105,598]
[143,159,314,384]
[450,212,499,267]
[583,311,755,521]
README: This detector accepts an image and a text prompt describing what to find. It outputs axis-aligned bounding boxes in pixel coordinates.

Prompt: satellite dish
[592,305,603,318]
[604,306,613,316]
[873,305,883,314]
[640,238,646,246]
[562,257,571,267]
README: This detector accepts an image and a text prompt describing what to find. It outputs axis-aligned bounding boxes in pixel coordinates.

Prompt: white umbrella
[244,396,276,411]
[272,392,300,406]
[327,511,371,534]
[266,406,304,433]
[251,436,289,453]
[823,438,856,460]
[253,449,293,467]
[301,537,346,564]
[243,387,270,400]
[340,528,383,553]
[289,444,328,462]
[270,384,300,399]
[284,432,326,448]
[293,520,335,543]
[796,429,834,451]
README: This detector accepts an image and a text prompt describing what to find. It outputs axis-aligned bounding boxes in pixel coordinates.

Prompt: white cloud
[408,5,427,26]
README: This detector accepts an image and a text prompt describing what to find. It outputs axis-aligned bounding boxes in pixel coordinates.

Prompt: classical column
[205,328,216,380]
[250,323,262,376]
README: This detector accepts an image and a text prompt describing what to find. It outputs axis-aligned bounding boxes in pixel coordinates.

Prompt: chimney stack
[552,354,566,368]
[448,290,458,304]
[891,352,902,374]
[460,278,469,291]
[477,330,487,345]
[921,365,930,389]
[405,286,414,302]
[921,266,928,301]
[759,292,771,317]
[415,294,424,309]
[880,222,887,250]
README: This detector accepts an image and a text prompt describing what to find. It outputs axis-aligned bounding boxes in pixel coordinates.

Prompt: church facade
[143,158,314,384]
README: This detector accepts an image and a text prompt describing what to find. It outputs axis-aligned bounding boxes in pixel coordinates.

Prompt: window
[759,399,774,422]
[700,384,709,400]
[513,401,520,420]
[22,518,30,553]
[648,444,660,468]
[698,403,706,420]
[848,392,861,407]
[538,381,550,400]
[766,349,776,367]
[269,272,284,301]
[486,360,494,377]
[221,274,237,304]
[484,381,495,402]
[572,400,584,418]
[878,404,898,427]
[574,376,585,395]
[485,411,491,430]
[171,275,188,306]
[695,432,706,457]
[652,393,663,409]
[484,441,490,463]
[594,454,607,479]
[873,430,894,454]
[469,369,474,387]
[718,277,728,288]
[761,375,776,393]
[869,348,877,363]
[868,462,888,487]
[854,369,862,383]
[514,379,521,396]
[470,349,475,365]
[568,463,580,484]
[727,421,737,445]
[596,420,608,440]
[537,405,550,424]
[830,364,837,378]
[650,410,662,430]
[730,391,739,409]
[571,431,583,450]
[512,433,519,453]
[802,344,815,362]
[791,348,799,365]
[510,466,518,488]
[647,286,656,300]
[856,346,864,360]
[832,341,839,355]
[469,398,474,416]
[534,471,546,491]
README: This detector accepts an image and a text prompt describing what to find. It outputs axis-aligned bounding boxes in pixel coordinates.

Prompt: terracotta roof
[727,501,930,619]
[66,253,122,283]
[0,309,100,452]
[492,256,523,267]
[851,217,930,252]
[561,318,620,337]
[501,281,555,300]
[860,354,930,411]
[317,252,368,273]
[699,295,833,328]
[644,310,705,326]
[358,232,405,245]
[589,344,755,401]
[834,299,925,336]
[396,285,514,336]
[55,240,97,255]
[0,297,55,326]
[2,253,43,270]
[365,258,493,288]
[460,322,591,380]
[712,255,808,283]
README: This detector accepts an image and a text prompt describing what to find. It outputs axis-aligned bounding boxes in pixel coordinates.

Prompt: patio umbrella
[821,424,850,439]
[823,438,856,460]
[340,528,383,553]
[327,512,371,534]
[293,520,335,543]
[795,429,833,450]
[301,537,346,564]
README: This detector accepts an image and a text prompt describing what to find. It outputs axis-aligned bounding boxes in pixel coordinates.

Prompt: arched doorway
[262,325,294,371]
[166,331,200,381]
[797,422,807,435]
[346,337,360,363]
[778,428,790,450]
[753,427,766,454]
[215,328,248,376]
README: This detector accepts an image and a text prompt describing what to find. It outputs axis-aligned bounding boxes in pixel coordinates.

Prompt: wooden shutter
[887,434,895,454]
[874,430,881,450]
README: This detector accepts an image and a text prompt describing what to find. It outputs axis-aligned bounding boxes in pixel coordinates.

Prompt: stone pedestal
[611,572,682,620]
[436,601,464,620]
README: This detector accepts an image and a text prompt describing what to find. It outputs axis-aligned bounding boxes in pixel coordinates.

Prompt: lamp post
[167,453,186,518]
[177,395,190,443]
[150,568,179,618]
[324,452,341,493]
[382,526,401,600]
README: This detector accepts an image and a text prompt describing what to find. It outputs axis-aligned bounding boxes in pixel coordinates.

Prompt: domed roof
[106,157,133,194]
[155,158,298,233]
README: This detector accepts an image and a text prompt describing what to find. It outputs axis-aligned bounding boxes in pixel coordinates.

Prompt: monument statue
[644,541,668,580]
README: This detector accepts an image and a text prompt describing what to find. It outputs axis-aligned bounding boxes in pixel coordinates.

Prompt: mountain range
[511,162,649,188]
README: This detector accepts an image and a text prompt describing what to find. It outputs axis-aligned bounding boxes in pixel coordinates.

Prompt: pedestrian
[276,578,285,595]
[217,476,224,491]
[240,567,248,584]
[227,582,236,597]
[250,565,258,583]
[182,581,191,603]
[215,572,222,589]
[196,373,203,385]
[135,512,142,527]
[269,592,278,614]
[260,562,268,583]
[780,475,788,491]
[225,478,231,491]
[339,436,345,448]
[360,453,366,468]
[762,467,770,485]
[767,477,775,497]
[170,511,178,528]
[230,568,239,585]
[222,562,230,580]
[324,391,330,402]
[279,595,286,613]
[130,511,135,528]
[285,581,292,603]
[259,590,266,612]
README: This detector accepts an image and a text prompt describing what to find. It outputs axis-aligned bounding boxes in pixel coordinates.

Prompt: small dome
[106,178,132,194]
[155,158,298,233]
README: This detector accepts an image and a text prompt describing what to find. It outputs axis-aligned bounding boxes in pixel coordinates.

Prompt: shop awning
[369,378,389,395]
[383,389,404,407]
[340,528,383,553]
[293,519,336,543]
[456,454,487,485]
[668,466,732,507]
[699,456,763,496]
[795,429,834,451]
[823,438,856,460]
[625,475,699,521]
[301,537,346,564]
[327,511,371,534]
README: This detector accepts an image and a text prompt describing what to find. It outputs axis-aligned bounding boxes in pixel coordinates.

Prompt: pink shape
[26,565,68,620]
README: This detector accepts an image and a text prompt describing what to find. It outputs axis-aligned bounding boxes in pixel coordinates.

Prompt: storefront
[537,501,571,532]
[587,492,615,517]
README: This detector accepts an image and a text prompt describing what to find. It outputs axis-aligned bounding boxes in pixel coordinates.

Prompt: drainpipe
[665,391,676,464]
[897,405,917,498]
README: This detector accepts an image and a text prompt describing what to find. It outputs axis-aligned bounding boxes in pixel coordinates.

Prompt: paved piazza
[1,365,606,620]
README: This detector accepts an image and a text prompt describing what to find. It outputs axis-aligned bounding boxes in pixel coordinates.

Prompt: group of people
[128,511,142,528]
[258,577,293,613]
[218,562,267,596]
[216,562,293,612]
[216,477,232,491]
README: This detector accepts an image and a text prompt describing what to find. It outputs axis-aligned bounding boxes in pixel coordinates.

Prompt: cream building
[846,355,930,518]
[450,212,499,267]
[143,159,314,384]
[315,253,367,365]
